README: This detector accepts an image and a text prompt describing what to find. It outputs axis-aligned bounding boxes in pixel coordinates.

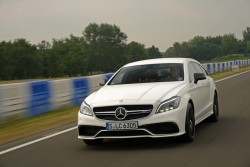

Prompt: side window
[188,63,196,82]
[199,64,208,75]
[193,63,207,76]
[192,63,203,74]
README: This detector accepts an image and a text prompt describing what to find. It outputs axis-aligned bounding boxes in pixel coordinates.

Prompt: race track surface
[1,71,250,167]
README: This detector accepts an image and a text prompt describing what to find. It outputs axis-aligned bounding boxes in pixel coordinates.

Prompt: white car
[78,58,219,145]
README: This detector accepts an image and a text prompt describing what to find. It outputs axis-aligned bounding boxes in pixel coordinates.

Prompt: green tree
[221,34,239,55]
[147,45,162,59]
[166,42,182,57]
[247,41,250,53]
[83,23,127,73]
[188,36,221,60]
[46,36,87,77]
[63,35,87,76]
[46,39,67,77]
[165,36,223,61]
[188,36,207,60]
[126,41,148,62]
[37,40,51,78]
[243,27,250,41]
[0,39,42,79]
[164,42,189,58]
[0,41,12,80]
[242,27,250,53]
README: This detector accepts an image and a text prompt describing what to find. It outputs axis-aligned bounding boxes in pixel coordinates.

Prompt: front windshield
[109,63,184,85]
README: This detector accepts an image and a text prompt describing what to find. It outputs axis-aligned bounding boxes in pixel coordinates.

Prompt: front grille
[95,130,151,137]
[93,105,153,121]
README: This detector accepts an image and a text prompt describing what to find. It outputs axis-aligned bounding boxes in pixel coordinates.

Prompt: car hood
[86,82,188,106]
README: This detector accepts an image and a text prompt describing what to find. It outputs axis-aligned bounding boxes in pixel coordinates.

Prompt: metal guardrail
[0,73,113,123]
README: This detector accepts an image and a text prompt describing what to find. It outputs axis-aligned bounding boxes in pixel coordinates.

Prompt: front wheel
[83,139,103,145]
[182,103,195,142]
[208,93,219,122]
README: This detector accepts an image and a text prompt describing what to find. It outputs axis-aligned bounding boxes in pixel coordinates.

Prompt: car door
[192,63,211,119]
[187,62,210,122]
[197,64,212,109]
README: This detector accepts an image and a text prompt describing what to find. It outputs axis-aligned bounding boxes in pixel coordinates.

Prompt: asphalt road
[1,71,250,167]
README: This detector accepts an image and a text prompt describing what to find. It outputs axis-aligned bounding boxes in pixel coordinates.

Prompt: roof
[124,58,198,67]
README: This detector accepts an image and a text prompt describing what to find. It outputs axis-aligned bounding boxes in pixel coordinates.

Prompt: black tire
[182,103,195,142]
[83,139,103,145]
[208,92,219,122]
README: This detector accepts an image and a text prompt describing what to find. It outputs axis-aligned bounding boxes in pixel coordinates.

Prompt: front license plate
[106,121,138,130]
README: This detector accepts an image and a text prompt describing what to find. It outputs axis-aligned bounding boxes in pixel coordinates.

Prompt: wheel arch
[188,99,194,113]
[214,89,218,97]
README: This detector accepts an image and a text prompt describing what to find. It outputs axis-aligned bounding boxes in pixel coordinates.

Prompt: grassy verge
[0,66,250,145]
[0,106,79,145]
[209,66,250,80]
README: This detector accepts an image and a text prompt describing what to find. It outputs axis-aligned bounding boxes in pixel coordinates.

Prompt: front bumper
[78,122,179,139]
[78,101,187,139]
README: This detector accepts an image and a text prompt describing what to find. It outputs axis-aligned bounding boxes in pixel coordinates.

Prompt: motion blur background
[1,0,250,134]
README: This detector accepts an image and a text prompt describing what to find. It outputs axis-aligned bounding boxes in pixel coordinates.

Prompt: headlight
[156,96,181,114]
[79,101,93,116]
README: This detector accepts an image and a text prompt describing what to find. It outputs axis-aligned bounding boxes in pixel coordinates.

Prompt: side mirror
[99,78,108,86]
[194,73,206,84]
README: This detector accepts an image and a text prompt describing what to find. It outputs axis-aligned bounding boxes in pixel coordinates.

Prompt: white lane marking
[43,131,60,137]
[0,127,77,155]
[215,70,250,83]
[1,69,250,155]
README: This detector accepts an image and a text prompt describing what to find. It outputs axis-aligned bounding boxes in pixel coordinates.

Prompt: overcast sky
[0,0,249,51]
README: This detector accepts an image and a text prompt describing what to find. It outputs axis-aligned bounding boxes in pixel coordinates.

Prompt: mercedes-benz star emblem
[115,107,127,120]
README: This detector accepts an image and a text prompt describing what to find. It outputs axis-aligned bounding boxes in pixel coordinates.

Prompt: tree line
[165,29,250,60]
[0,23,250,80]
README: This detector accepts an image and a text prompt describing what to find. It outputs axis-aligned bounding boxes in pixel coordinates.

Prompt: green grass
[1,66,250,145]
[0,106,79,145]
